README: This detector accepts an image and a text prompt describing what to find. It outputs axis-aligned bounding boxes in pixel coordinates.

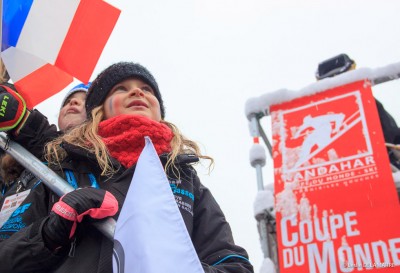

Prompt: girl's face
[58,91,87,131]
[103,78,161,121]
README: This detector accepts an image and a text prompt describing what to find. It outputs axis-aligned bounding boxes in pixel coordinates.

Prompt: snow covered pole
[246,99,279,272]
[0,133,116,240]
[248,115,271,258]
[244,97,271,258]
[249,116,266,192]
[371,73,400,85]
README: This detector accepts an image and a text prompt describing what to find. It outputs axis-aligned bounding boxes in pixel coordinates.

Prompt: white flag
[113,137,205,273]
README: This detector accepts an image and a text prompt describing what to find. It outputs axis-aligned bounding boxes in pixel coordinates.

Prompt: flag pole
[0,0,3,52]
[0,133,116,240]
[0,0,2,42]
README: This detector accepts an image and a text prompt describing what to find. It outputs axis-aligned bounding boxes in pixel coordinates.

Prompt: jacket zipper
[68,237,77,257]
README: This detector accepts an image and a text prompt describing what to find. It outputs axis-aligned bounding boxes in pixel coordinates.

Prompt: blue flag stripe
[2,0,34,50]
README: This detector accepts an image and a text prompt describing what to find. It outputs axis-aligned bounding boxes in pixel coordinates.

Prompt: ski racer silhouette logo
[272,90,376,190]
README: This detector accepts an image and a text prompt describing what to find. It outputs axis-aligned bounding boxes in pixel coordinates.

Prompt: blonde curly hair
[0,60,10,84]
[45,106,213,177]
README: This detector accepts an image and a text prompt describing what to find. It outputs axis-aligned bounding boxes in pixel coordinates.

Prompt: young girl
[0,83,90,243]
[0,62,253,273]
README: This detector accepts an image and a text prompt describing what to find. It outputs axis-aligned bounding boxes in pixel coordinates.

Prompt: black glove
[0,84,27,131]
[43,187,118,250]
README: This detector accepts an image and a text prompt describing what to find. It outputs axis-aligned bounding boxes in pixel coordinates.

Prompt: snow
[253,189,274,218]
[245,97,263,120]
[249,143,266,167]
[244,61,400,119]
[259,257,276,273]
[247,119,259,138]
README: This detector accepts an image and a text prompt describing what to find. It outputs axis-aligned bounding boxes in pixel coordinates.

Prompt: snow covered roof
[245,61,400,120]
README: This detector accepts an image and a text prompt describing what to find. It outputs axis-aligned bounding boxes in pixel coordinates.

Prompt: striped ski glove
[43,187,118,250]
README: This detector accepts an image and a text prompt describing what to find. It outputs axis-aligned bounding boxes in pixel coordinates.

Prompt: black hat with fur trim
[86,62,165,119]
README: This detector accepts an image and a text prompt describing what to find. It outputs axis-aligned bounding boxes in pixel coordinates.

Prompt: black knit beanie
[86,62,165,119]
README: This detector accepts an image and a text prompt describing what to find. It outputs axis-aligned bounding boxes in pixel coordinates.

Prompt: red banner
[270,81,400,272]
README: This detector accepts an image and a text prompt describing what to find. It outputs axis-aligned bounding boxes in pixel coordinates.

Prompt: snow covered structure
[245,61,400,273]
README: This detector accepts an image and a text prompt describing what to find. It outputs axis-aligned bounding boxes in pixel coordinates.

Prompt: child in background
[0,83,90,241]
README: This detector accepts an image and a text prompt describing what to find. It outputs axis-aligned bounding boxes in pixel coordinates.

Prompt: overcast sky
[37,0,400,271]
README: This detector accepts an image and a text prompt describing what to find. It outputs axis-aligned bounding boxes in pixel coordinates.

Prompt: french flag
[1,0,120,107]
[113,137,205,273]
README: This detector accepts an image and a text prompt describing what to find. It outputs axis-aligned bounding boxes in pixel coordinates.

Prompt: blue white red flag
[1,0,120,107]
[113,137,205,273]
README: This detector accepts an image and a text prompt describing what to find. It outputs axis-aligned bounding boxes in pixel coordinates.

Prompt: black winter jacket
[0,169,47,241]
[0,110,253,273]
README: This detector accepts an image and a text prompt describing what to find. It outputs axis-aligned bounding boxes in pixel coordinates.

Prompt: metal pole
[257,119,273,157]
[0,133,116,240]
[372,73,400,86]
[249,116,270,259]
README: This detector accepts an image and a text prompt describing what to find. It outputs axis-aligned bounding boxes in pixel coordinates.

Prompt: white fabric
[17,0,80,64]
[113,137,205,273]
[1,47,47,81]
[393,171,400,183]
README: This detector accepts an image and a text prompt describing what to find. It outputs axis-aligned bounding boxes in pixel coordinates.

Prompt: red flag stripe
[55,0,121,83]
[14,64,73,108]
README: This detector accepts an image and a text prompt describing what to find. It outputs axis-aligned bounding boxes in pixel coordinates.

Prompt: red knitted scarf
[98,115,173,168]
